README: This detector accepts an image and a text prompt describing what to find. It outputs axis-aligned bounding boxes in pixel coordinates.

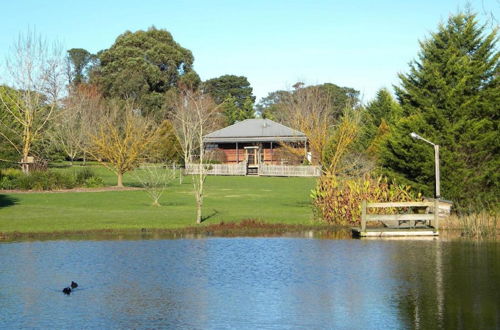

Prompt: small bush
[0,167,105,191]
[14,171,76,190]
[75,167,97,185]
[84,176,104,188]
[0,176,16,189]
[1,168,22,178]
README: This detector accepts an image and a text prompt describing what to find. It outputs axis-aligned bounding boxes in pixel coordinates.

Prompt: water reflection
[0,238,498,329]
[394,240,499,329]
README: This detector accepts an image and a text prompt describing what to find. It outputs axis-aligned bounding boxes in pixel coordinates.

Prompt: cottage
[199,119,320,176]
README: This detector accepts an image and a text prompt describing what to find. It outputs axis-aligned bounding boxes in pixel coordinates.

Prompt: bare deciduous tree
[322,109,362,176]
[0,31,65,173]
[171,89,222,223]
[275,85,335,165]
[50,85,103,164]
[134,163,177,206]
[86,101,157,187]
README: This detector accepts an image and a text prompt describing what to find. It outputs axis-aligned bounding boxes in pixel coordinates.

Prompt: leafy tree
[366,88,401,128]
[203,75,255,105]
[91,27,199,115]
[203,75,255,123]
[257,82,360,120]
[318,83,360,114]
[67,48,96,86]
[221,95,255,125]
[256,90,290,119]
[359,88,402,153]
[147,120,182,164]
[381,12,499,205]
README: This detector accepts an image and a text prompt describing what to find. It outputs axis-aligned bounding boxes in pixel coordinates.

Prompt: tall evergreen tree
[360,88,402,152]
[381,12,499,205]
[67,48,96,86]
[203,75,255,124]
[91,27,199,116]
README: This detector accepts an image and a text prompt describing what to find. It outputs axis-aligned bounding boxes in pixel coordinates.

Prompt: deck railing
[185,162,247,176]
[360,200,440,234]
[259,164,321,177]
[185,162,321,177]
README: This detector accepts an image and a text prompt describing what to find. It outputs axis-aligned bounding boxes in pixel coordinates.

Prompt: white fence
[260,164,321,177]
[185,162,247,176]
[185,163,321,177]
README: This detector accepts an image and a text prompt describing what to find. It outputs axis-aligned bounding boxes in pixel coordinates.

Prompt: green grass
[0,168,319,234]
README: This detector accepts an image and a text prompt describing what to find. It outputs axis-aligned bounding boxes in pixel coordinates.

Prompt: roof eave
[204,136,307,143]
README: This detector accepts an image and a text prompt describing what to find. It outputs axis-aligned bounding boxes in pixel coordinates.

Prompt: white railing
[185,162,247,176]
[185,163,321,177]
[260,164,321,177]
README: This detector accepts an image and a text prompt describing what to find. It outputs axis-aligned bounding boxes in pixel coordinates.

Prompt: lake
[1,236,498,329]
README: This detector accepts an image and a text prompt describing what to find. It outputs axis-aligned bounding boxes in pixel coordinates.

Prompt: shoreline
[0,220,350,242]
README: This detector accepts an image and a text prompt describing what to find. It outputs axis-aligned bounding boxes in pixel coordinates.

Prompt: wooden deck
[354,200,440,238]
[352,227,439,237]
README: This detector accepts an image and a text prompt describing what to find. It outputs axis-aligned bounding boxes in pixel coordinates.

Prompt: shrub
[83,176,104,188]
[1,168,22,178]
[0,176,16,189]
[74,167,97,185]
[0,168,22,189]
[0,167,105,191]
[14,171,76,190]
[311,175,418,226]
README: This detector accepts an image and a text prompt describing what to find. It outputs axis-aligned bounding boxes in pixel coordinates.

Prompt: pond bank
[1,220,481,243]
[0,219,350,242]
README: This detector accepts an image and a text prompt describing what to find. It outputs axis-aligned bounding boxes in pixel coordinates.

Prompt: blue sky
[0,0,498,103]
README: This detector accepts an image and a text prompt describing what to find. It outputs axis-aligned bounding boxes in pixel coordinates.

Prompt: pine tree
[221,96,255,125]
[381,12,499,206]
[359,88,402,152]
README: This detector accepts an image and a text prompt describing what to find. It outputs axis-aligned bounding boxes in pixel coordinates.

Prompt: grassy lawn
[0,166,319,234]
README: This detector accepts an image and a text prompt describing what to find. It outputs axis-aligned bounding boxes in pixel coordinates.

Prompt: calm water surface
[0,237,498,329]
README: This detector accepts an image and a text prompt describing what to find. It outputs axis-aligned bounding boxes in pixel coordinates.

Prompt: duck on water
[62,281,78,295]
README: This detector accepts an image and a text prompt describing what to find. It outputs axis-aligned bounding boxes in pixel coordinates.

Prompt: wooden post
[236,142,239,164]
[270,142,273,164]
[361,200,367,233]
[434,198,439,232]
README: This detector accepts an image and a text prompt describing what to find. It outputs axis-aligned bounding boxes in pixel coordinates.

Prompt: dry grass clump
[443,210,499,239]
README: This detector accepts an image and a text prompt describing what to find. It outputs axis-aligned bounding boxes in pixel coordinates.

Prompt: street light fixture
[410,132,440,198]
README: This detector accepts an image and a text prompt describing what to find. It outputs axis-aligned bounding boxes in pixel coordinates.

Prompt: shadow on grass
[201,209,219,223]
[0,194,18,208]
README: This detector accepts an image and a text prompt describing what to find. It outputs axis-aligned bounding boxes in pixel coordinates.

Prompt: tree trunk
[196,200,202,224]
[117,172,124,187]
[21,162,29,174]
[21,148,30,174]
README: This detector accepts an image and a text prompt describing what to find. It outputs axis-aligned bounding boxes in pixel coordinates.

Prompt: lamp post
[410,132,440,198]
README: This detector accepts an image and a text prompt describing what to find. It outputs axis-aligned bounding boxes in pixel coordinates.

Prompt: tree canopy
[91,27,200,115]
[380,12,499,205]
[257,82,360,120]
[202,75,255,124]
[67,48,96,86]
[203,75,255,105]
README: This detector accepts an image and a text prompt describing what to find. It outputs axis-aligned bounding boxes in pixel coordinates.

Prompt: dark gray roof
[204,119,307,143]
